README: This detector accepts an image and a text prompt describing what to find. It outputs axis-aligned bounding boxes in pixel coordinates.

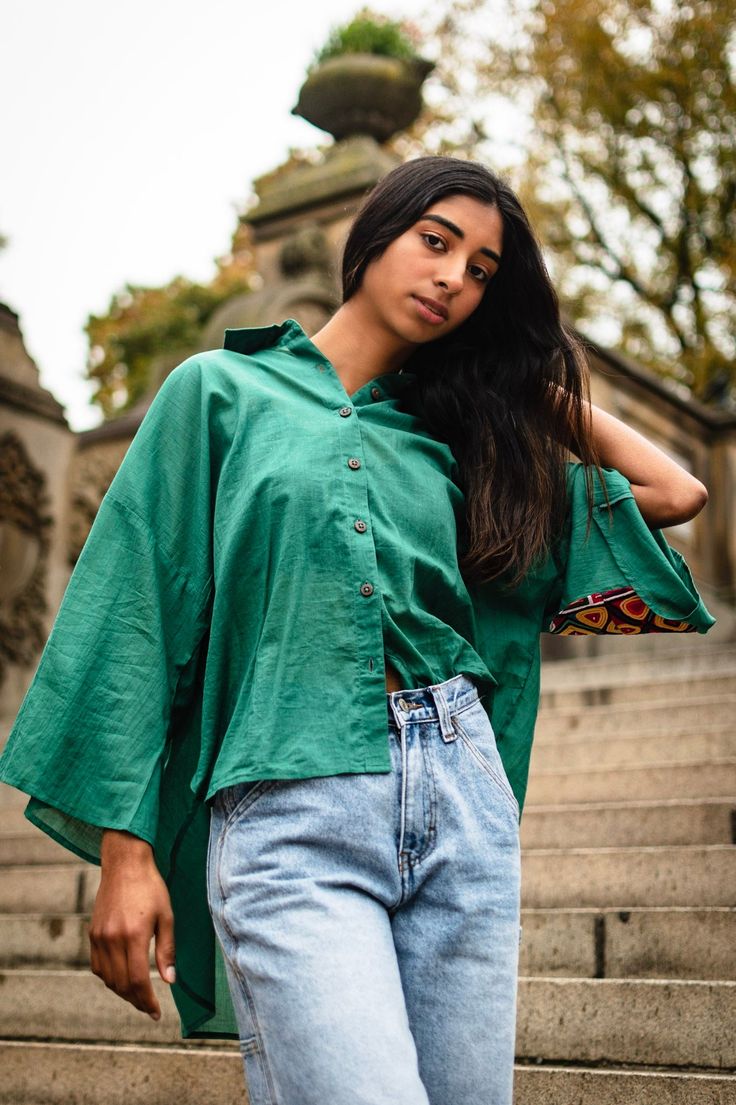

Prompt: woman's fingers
[125,933,161,1020]
[88,862,171,1020]
[154,905,177,986]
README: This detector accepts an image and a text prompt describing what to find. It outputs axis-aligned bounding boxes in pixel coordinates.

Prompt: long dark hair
[341,155,608,588]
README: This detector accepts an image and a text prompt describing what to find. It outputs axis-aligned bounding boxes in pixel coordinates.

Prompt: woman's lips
[412,295,447,325]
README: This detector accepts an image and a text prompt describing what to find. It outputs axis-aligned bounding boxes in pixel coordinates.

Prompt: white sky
[2,0,437,431]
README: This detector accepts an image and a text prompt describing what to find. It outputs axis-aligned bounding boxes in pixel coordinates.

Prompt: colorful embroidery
[548,585,697,635]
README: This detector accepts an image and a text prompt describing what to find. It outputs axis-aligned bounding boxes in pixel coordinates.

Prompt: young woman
[0,156,714,1105]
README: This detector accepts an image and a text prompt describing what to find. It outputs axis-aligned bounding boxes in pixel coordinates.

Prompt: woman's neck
[309,302,416,396]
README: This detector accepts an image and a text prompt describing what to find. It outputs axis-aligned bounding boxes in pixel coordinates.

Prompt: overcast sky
[2,0,438,430]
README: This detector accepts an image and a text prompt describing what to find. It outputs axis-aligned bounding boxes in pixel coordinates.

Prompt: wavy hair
[341,155,608,588]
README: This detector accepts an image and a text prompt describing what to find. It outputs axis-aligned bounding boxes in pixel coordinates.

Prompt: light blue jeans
[206,673,521,1104]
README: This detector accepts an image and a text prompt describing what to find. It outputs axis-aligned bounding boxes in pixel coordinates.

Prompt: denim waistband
[386,672,479,741]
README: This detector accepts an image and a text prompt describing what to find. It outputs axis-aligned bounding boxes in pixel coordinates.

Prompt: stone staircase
[0,638,734,1103]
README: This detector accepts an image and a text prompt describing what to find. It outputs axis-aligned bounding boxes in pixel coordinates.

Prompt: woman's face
[357,193,504,345]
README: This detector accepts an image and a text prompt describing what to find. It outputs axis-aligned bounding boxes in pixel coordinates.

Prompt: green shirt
[0,317,716,1040]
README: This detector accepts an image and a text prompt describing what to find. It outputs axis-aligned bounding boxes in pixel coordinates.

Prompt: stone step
[0,863,92,913]
[0,912,89,968]
[520,844,735,908]
[535,718,736,748]
[0,829,82,865]
[0,806,29,832]
[524,759,736,804]
[534,694,735,737]
[540,643,736,690]
[0,1040,245,1105]
[3,842,733,916]
[2,1042,732,1105]
[514,1063,736,1104]
[3,905,732,982]
[0,780,28,810]
[518,906,736,981]
[1,970,733,1069]
[515,977,735,1069]
[530,729,736,770]
[520,797,736,848]
[540,671,736,710]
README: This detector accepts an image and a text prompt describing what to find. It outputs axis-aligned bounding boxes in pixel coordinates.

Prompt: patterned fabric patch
[548,585,697,635]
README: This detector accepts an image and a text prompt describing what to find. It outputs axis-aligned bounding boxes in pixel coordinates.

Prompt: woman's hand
[88,829,176,1021]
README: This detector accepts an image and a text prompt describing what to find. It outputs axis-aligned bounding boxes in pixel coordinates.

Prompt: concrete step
[540,642,736,688]
[0,912,89,968]
[0,806,28,832]
[0,829,83,865]
[2,1042,732,1105]
[0,780,28,809]
[514,1063,736,1104]
[518,906,736,981]
[540,671,736,710]
[0,1040,246,1105]
[520,797,736,848]
[534,694,735,737]
[1,969,733,1069]
[0,863,96,913]
[524,759,736,804]
[3,904,733,982]
[3,842,733,916]
[520,844,735,908]
[530,711,729,746]
[515,977,735,1069]
[530,729,736,770]
[0,968,230,1047]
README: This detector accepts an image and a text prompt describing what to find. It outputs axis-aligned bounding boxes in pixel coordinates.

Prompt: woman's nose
[435,267,465,294]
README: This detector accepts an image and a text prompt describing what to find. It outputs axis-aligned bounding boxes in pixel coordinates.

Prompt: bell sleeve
[0,355,215,863]
[544,461,716,636]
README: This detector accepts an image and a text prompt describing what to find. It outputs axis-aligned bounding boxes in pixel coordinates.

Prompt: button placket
[337,399,380,661]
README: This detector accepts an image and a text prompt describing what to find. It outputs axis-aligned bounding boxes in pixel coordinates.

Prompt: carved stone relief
[0,431,54,682]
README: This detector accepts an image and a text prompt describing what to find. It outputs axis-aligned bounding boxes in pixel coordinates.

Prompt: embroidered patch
[548,585,697,635]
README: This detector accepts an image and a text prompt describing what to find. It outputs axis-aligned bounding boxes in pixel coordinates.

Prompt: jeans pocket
[218,778,282,826]
[451,701,520,820]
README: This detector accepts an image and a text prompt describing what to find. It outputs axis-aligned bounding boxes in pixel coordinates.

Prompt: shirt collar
[223,317,417,399]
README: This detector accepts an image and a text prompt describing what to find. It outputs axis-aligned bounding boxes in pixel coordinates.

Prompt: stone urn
[291,53,435,143]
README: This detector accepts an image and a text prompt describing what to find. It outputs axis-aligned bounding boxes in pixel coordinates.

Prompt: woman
[0,156,714,1105]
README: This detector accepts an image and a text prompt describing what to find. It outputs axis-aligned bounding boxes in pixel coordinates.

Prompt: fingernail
[150,1011,160,1021]
[165,966,176,984]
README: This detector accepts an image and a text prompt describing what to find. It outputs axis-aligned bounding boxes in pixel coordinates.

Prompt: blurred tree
[84,219,257,419]
[393,0,736,408]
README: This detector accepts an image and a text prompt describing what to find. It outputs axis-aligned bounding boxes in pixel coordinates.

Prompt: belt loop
[430,683,456,743]
[388,692,406,730]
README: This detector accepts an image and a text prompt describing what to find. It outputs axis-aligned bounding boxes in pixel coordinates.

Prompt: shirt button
[370,387,381,400]
[339,406,353,417]
[360,581,374,597]
[354,519,367,533]
[347,457,361,469]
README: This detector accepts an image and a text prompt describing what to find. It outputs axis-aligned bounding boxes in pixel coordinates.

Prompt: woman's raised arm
[558,389,708,528]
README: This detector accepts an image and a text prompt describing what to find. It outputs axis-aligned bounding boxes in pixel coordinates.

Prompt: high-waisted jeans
[206,673,522,1105]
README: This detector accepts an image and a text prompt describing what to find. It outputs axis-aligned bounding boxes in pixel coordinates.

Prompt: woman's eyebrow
[419,212,502,265]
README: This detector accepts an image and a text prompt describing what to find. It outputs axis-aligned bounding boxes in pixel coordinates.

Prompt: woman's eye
[421,232,445,250]
[421,232,489,283]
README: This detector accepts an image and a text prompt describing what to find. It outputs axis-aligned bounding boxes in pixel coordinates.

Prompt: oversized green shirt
[0,317,716,1039]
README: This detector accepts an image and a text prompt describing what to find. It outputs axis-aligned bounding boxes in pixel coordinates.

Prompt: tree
[394,0,736,408]
[84,220,257,418]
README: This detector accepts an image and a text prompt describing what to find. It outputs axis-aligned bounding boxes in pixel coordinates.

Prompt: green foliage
[311,8,421,69]
[399,0,736,408]
[84,238,255,418]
